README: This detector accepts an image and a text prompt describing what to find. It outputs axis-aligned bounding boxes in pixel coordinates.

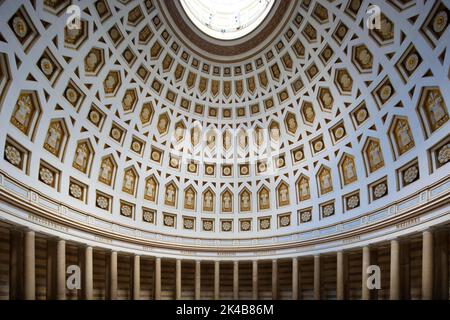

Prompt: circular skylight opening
[180,0,275,40]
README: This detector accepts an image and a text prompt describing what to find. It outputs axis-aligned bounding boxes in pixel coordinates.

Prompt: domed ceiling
[0,0,449,243]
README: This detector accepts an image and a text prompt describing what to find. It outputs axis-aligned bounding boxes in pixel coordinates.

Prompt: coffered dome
[0,0,449,258]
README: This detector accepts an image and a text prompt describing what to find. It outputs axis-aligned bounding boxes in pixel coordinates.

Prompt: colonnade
[14,228,448,300]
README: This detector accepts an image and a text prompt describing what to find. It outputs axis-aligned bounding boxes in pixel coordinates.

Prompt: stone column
[214,261,220,300]
[422,230,433,300]
[252,260,258,300]
[336,251,344,300]
[155,257,161,300]
[233,261,239,300]
[438,231,449,300]
[195,261,201,300]
[56,239,66,300]
[133,255,140,300]
[272,259,278,300]
[24,230,35,300]
[362,246,370,300]
[292,257,298,300]
[176,259,182,300]
[390,239,400,300]
[110,251,118,300]
[84,246,93,300]
[313,255,320,300]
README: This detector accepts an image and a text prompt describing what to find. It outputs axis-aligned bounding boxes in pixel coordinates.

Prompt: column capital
[23,228,35,235]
